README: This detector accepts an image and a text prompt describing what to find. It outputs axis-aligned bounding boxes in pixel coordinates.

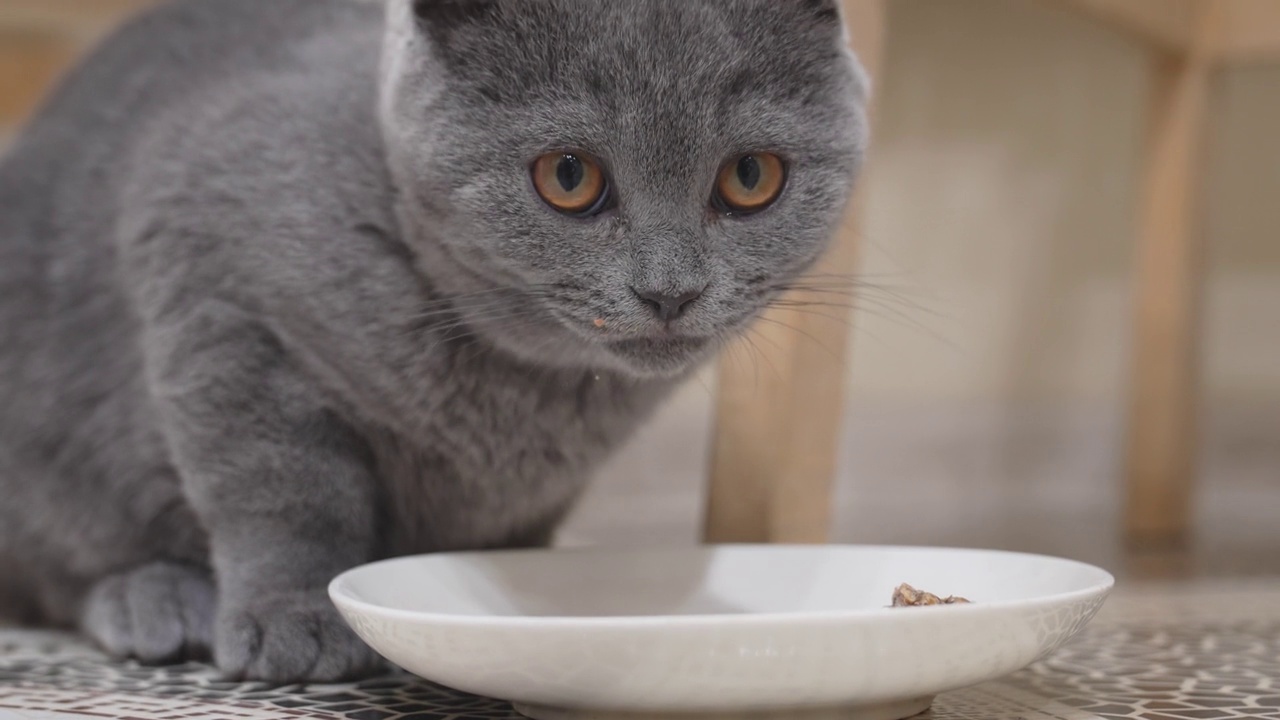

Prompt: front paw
[216,592,384,683]
[81,562,215,664]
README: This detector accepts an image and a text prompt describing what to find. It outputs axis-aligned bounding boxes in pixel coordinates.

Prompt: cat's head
[380,0,869,378]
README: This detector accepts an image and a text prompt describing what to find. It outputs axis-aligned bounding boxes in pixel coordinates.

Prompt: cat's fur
[0,0,868,682]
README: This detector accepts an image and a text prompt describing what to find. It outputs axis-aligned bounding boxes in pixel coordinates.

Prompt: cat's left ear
[411,0,498,30]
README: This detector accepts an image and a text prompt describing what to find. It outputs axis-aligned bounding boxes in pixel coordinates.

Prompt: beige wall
[850,0,1280,407]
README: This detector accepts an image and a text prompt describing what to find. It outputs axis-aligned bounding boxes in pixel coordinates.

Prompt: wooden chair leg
[1124,3,1221,546]
[703,0,887,545]
[0,30,78,130]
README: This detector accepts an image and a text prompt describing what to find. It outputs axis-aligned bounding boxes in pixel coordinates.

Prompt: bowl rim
[328,544,1115,628]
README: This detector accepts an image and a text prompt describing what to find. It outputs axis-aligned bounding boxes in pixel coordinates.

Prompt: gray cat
[0,0,868,682]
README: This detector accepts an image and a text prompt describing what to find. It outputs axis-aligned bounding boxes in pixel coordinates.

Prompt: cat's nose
[633,287,703,322]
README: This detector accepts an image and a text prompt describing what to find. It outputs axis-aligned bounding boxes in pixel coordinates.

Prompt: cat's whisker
[720,336,760,396]
[405,298,550,331]
[762,302,859,327]
[775,298,921,331]
[776,276,945,320]
[741,328,785,389]
[405,284,564,320]
[749,314,846,365]
[769,302,958,352]
[690,368,715,401]
[765,280,948,337]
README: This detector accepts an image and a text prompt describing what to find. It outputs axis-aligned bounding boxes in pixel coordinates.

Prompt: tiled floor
[5,582,1280,720]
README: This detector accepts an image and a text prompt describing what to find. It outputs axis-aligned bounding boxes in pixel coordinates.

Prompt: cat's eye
[532,152,610,217]
[714,153,786,214]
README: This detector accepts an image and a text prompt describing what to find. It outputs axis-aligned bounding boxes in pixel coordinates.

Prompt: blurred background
[2,0,1276,578]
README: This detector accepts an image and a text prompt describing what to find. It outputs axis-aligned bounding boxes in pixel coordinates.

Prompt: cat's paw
[81,562,216,664]
[216,592,384,683]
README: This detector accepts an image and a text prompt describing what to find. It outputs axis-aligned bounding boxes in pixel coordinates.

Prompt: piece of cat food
[892,583,971,607]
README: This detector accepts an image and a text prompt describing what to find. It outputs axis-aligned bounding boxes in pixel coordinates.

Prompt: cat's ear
[411,0,498,30]
[795,0,843,25]
[789,0,852,48]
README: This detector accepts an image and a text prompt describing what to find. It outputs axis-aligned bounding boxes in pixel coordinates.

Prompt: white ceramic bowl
[330,545,1113,720]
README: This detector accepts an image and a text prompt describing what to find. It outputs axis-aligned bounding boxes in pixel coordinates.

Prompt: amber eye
[532,152,609,216]
[714,153,786,214]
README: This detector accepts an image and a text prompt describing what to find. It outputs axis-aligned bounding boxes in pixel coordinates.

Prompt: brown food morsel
[892,583,971,607]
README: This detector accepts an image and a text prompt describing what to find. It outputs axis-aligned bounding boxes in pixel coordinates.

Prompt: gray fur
[0,0,867,682]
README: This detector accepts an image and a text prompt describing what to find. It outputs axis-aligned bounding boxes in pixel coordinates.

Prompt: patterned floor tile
[3,583,1279,720]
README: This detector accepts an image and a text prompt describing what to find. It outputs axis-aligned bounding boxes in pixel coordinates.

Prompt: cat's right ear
[379,0,500,118]
[794,0,843,25]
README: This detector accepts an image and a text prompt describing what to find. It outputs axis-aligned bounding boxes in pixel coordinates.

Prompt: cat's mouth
[608,335,709,355]
[535,305,724,376]
[604,335,714,375]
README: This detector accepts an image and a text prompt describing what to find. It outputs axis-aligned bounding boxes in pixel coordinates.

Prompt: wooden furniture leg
[0,30,77,129]
[1123,2,1221,546]
[704,0,887,544]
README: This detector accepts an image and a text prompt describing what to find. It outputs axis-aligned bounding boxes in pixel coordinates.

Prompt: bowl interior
[332,546,1113,619]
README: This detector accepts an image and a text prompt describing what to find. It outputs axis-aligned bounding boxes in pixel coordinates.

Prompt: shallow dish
[330,545,1113,720]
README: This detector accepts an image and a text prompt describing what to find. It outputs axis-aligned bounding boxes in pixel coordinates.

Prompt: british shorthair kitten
[0,0,868,681]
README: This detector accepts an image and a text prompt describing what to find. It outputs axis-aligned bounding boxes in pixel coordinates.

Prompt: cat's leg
[81,562,215,664]
[149,311,383,682]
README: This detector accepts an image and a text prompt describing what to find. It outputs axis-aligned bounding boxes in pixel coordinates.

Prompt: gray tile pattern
[2,583,1278,720]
